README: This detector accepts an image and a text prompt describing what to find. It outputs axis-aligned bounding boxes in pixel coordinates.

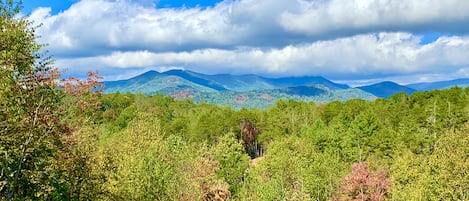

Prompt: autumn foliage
[335,161,391,201]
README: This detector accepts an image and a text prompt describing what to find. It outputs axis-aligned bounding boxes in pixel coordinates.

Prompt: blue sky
[23,0,222,14]
[23,0,77,14]
[25,0,469,84]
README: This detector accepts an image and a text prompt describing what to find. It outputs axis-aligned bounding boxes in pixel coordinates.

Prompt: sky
[23,0,469,85]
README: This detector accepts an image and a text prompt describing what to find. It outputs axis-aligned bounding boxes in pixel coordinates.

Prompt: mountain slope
[187,71,349,92]
[104,70,350,93]
[264,76,349,90]
[162,70,228,91]
[406,78,469,91]
[193,87,375,109]
[103,70,160,89]
[104,71,218,94]
[195,73,273,92]
[102,70,375,109]
[358,81,416,98]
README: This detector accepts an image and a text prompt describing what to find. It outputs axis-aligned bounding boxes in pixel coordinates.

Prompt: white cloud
[280,0,469,36]
[53,33,469,81]
[29,0,240,56]
[29,0,469,56]
[27,0,469,81]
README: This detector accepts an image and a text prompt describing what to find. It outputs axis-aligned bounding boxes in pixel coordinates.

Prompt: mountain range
[103,70,468,109]
[406,78,469,91]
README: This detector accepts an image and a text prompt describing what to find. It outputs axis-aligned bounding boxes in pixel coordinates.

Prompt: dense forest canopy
[1,1,469,200]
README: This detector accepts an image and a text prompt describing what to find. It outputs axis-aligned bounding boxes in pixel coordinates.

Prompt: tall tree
[0,1,70,199]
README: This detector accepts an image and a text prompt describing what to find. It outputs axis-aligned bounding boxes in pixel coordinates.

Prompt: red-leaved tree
[334,161,391,201]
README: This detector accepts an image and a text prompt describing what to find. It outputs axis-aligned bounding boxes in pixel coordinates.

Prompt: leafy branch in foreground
[0,1,104,199]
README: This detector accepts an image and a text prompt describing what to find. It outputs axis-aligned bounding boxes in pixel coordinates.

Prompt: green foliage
[390,123,469,200]
[100,93,134,118]
[87,87,467,200]
[0,1,72,199]
[93,113,232,200]
[114,104,136,130]
[192,87,375,110]
[211,133,250,197]
[52,125,107,200]
[100,114,180,200]
[241,136,347,200]
[257,99,319,145]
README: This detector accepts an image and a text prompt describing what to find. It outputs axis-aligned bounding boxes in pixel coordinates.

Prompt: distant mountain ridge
[162,70,228,91]
[358,81,416,98]
[162,69,350,91]
[406,78,469,91]
[104,70,351,94]
[104,71,219,94]
[102,70,467,108]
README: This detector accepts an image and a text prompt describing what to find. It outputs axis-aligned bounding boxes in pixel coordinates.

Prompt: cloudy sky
[24,0,469,85]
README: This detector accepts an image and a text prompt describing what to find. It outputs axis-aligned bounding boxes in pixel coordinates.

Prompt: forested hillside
[90,87,468,200]
[103,70,375,109]
[2,1,469,200]
[102,70,468,108]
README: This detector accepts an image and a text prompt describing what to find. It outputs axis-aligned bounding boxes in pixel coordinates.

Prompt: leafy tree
[0,1,72,199]
[99,113,180,200]
[320,101,343,125]
[185,103,234,143]
[241,136,347,200]
[388,151,432,200]
[335,161,391,201]
[95,113,232,200]
[61,70,104,127]
[390,123,469,200]
[100,93,135,122]
[211,132,250,197]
